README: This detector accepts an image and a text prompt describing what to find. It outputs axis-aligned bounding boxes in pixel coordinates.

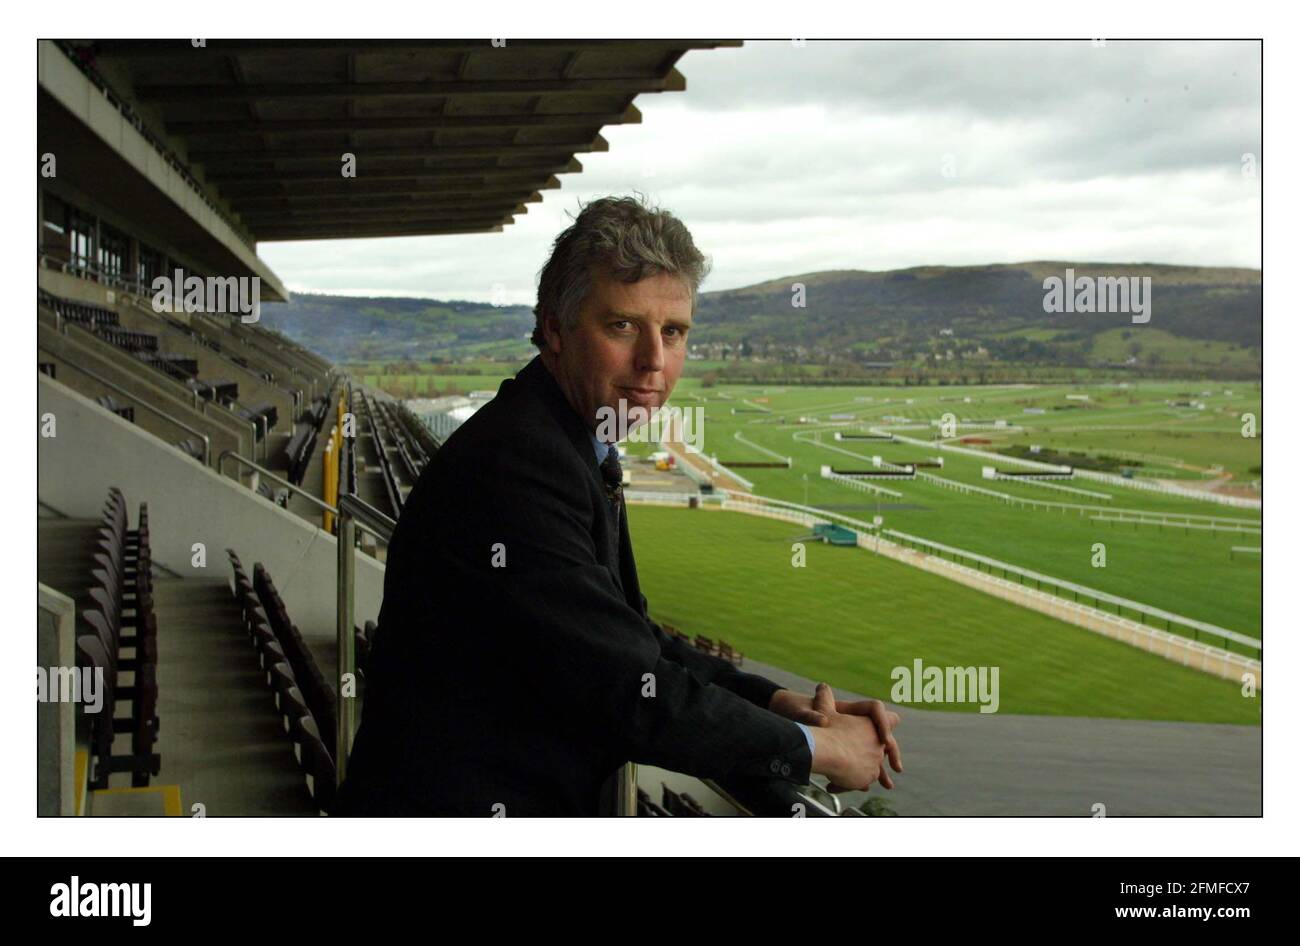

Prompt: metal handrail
[217,450,337,517]
[39,348,212,466]
[335,493,397,782]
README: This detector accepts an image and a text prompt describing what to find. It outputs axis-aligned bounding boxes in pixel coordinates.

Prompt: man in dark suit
[336,196,901,816]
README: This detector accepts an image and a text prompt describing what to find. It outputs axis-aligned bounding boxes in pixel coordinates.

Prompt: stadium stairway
[36,517,112,640]
[38,511,316,814]
[353,418,398,524]
[145,577,317,815]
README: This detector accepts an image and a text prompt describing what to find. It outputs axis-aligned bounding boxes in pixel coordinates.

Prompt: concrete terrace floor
[742,658,1262,816]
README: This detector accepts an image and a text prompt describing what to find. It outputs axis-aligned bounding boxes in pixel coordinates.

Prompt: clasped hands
[768,684,903,793]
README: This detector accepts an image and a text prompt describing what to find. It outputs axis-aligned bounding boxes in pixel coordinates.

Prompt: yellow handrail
[322,394,347,532]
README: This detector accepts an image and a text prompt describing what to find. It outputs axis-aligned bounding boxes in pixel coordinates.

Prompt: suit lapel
[616,500,643,612]
[513,357,633,602]
[511,356,606,498]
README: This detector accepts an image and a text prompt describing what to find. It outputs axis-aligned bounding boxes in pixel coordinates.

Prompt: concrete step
[37,519,103,604]
[146,576,317,815]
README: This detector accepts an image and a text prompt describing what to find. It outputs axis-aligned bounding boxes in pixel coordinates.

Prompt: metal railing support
[618,763,638,816]
[334,494,396,785]
[217,450,338,518]
[336,512,357,783]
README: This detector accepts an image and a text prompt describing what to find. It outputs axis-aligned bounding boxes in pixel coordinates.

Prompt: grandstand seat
[95,395,134,422]
[229,554,339,808]
[175,437,205,461]
[71,487,160,789]
[295,716,336,814]
[661,784,710,816]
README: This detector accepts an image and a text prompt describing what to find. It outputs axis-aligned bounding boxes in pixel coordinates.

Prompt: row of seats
[393,401,441,462]
[234,402,278,441]
[284,423,319,486]
[284,379,343,486]
[660,623,745,666]
[41,288,280,446]
[175,437,205,461]
[75,488,161,788]
[377,397,428,482]
[637,784,710,817]
[226,551,337,813]
[137,351,197,379]
[362,393,403,515]
[189,377,239,405]
[38,288,121,329]
[100,327,158,354]
[95,396,134,422]
[301,394,330,429]
[256,481,290,507]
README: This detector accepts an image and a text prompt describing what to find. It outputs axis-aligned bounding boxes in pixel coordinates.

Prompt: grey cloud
[261,40,1260,300]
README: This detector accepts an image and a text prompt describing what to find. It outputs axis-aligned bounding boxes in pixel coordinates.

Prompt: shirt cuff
[795,722,816,759]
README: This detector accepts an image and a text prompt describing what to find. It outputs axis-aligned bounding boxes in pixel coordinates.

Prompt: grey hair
[531,193,711,348]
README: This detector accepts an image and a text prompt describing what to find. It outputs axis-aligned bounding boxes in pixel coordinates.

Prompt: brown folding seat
[718,640,744,665]
[125,607,158,666]
[75,634,117,789]
[251,618,277,655]
[637,788,671,817]
[269,662,297,701]
[239,589,263,631]
[295,716,336,813]
[279,686,310,736]
[87,585,121,638]
[260,639,287,675]
[680,793,710,816]
[127,661,161,787]
[82,609,117,661]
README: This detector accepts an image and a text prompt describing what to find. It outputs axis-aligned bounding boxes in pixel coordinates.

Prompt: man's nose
[636,328,666,373]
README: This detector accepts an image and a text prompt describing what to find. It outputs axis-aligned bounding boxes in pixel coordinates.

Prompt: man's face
[540,267,693,441]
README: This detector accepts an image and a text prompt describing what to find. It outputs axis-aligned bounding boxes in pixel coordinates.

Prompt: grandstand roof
[70,40,741,243]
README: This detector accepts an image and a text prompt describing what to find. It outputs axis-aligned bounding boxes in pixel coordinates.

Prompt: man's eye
[612,320,632,330]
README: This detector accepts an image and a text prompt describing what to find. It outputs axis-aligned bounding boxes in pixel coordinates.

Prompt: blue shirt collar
[591,434,612,466]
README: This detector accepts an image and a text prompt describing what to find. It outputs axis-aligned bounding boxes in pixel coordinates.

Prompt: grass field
[659,378,1261,641]
[628,505,1257,725]
[372,360,1264,678]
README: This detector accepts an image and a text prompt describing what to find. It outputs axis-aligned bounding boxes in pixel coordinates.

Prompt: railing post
[617,762,637,816]
[336,507,357,784]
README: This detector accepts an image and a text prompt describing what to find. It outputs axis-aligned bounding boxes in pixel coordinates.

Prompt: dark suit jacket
[335,355,811,816]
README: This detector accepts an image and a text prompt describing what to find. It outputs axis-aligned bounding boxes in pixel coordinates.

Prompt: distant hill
[257,293,535,362]
[259,261,1260,374]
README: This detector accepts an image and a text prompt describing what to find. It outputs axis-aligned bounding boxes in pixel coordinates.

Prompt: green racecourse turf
[627,504,1258,725]
[650,378,1261,645]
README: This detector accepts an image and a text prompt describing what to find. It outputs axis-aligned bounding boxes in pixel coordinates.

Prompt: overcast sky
[258,39,1262,305]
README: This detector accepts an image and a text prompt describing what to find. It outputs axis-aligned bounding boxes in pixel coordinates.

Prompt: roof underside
[77,40,741,242]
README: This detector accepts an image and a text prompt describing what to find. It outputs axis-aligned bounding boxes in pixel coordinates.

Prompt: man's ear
[539,308,564,356]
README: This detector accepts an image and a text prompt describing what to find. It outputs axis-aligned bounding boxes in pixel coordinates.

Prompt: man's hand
[768,686,904,779]
[797,683,904,793]
[768,687,831,727]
